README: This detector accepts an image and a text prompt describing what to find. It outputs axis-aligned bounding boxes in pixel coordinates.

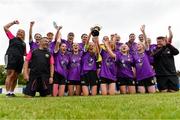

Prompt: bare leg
[128,86,136,94]
[109,83,116,95]
[75,85,81,96]
[10,72,18,92]
[101,84,107,95]
[91,85,97,96]
[68,85,74,96]
[58,85,65,96]
[53,84,59,96]
[138,86,146,93]
[120,85,126,94]
[82,86,89,96]
[5,69,15,93]
[147,85,156,93]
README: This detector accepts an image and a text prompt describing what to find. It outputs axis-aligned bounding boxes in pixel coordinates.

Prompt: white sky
[0,0,180,70]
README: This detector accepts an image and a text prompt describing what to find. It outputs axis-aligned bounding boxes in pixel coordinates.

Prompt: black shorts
[117,77,135,86]
[67,80,81,85]
[4,54,24,73]
[53,72,67,85]
[100,77,116,84]
[136,77,155,87]
[23,75,50,97]
[156,76,179,91]
[81,70,98,86]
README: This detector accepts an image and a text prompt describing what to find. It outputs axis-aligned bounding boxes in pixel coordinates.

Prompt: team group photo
[0,0,180,119]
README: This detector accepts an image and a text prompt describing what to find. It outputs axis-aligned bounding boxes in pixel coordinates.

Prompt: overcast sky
[0,0,180,70]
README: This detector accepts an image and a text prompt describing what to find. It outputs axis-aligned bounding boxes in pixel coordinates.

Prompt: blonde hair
[137,42,145,50]
[120,44,129,53]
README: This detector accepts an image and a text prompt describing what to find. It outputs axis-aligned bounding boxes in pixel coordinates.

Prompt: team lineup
[3,20,179,97]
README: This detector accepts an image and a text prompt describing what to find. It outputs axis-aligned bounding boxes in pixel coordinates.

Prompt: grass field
[0,93,180,119]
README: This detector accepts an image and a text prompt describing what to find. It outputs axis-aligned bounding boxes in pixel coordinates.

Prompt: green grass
[0,93,180,119]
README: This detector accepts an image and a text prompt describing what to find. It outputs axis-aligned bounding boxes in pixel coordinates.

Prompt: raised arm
[140,25,149,50]
[92,37,100,54]
[103,37,116,58]
[4,20,19,32]
[93,37,102,62]
[54,30,62,53]
[167,26,173,44]
[86,30,92,45]
[54,26,62,41]
[29,21,35,43]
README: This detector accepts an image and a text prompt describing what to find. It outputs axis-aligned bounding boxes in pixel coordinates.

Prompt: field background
[0,92,180,119]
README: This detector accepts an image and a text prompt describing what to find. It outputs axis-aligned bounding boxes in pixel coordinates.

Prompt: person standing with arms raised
[4,20,26,97]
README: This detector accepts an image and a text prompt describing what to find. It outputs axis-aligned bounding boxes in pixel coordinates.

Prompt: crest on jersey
[106,57,114,66]
[45,54,50,58]
[88,57,94,66]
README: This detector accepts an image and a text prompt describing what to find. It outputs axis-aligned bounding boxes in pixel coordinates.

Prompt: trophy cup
[90,25,101,37]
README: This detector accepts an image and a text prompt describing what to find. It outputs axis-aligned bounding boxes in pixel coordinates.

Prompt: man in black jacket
[153,27,179,92]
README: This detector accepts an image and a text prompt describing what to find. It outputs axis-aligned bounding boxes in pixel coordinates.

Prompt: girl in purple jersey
[147,38,157,66]
[117,44,136,94]
[79,33,88,52]
[133,25,156,93]
[126,33,138,55]
[67,43,82,96]
[29,21,42,50]
[53,28,69,96]
[99,36,117,95]
[81,34,100,96]
[104,35,136,94]
[134,42,156,93]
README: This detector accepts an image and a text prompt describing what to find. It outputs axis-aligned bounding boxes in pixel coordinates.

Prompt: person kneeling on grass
[81,35,100,96]
[99,36,118,95]
[132,25,156,93]
[153,26,179,92]
[23,37,54,97]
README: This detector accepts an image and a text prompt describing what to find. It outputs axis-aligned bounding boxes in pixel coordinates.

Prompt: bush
[0,65,6,85]
[0,65,26,85]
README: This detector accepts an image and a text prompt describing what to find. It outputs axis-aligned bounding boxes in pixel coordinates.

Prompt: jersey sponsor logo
[45,54,50,58]
[60,59,68,69]
[88,57,95,66]
[137,59,143,67]
[167,50,171,54]
[106,57,115,66]
[121,59,126,67]
[71,58,80,68]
